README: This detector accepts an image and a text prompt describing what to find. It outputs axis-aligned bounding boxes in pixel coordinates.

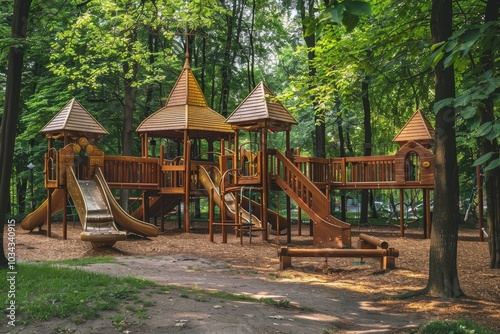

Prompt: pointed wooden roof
[226,81,297,132]
[40,98,108,135]
[136,57,233,139]
[392,110,435,147]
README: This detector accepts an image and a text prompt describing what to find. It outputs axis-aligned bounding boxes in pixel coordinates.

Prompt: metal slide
[20,189,67,231]
[66,166,127,244]
[198,165,262,228]
[94,167,159,237]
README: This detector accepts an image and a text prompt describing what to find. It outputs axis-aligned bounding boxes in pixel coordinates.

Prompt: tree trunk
[0,0,31,268]
[360,76,372,224]
[300,0,325,158]
[248,0,256,90]
[426,0,464,297]
[337,115,347,222]
[220,0,238,117]
[480,0,500,268]
[119,29,138,210]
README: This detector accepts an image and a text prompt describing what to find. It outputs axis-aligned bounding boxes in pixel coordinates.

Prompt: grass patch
[1,262,307,327]
[418,319,496,334]
[0,262,157,325]
[42,256,118,266]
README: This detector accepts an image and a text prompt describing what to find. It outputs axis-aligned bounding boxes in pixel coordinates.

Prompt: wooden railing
[269,149,351,248]
[103,156,161,190]
[330,156,397,185]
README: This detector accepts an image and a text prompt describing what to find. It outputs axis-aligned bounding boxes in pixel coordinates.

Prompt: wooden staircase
[270,149,351,248]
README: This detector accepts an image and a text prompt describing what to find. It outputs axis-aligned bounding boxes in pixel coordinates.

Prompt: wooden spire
[392,110,435,148]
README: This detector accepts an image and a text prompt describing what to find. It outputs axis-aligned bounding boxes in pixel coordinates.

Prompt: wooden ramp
[271,149,351,248]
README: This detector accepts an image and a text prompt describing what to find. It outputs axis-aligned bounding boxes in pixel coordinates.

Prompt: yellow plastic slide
[20,189,67,231]
[94,167,159,237]
[198,165,262,228]
[66,166,127,244]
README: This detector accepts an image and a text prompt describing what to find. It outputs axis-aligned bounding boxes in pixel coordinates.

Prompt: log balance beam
[278,233,399,271]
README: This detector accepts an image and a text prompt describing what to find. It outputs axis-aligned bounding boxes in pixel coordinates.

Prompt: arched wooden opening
[405,151,421,182]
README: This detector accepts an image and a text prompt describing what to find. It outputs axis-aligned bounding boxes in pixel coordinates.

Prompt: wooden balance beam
[278,233,399,270]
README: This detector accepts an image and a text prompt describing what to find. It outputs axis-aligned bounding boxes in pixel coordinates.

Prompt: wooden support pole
[209,187,214,242]
[47,188,52,237]
[63,188,67,239]
[399,188,405,237]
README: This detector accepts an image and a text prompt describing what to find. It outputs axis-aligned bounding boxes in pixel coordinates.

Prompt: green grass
[1,262,158,325]
[42,256,118,266]
[1,262,302,327]
[418,319,497,334]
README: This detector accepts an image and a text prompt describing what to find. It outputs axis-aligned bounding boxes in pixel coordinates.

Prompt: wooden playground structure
[21,55,435,265]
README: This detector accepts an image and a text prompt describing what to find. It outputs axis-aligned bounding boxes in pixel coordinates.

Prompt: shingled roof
[392,110,435,147]
[136,57,233,139]
[40,98,108,136]
[226,81,297,132]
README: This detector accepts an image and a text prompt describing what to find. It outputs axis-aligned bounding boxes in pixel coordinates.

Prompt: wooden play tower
[22,52,435,249]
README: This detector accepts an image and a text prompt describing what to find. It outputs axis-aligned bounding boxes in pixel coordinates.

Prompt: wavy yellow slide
[21,189,67,231]
[94,167,159,237]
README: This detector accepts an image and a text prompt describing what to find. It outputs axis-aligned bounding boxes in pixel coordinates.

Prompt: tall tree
[426,0,464,297]
[0,0,31,268]
[478,0,499,268]
[299,0,324,158]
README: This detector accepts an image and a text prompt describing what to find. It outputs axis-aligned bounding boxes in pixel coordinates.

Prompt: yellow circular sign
[85,144,94,154]
[73,143,81,154]
[78,137,89,147]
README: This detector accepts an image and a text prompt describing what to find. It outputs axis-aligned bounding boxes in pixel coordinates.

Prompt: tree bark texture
[119,29,138,210]
[480,0,500,268]
[360,77,372,223]
[0,0,31,268]
[300,0,325,158]
[427,0,464,297]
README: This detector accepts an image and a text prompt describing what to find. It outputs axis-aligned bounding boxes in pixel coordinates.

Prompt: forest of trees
[1,0,498,294]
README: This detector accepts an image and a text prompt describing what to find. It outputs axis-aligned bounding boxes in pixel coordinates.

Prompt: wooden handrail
[270,149,350,233]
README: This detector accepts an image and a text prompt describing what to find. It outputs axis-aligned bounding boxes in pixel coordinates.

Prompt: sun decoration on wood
[422,161,431,168]
[85,144,94,154]
[73,136,94,155]
[78,137,89,147]
[73,143,81,154]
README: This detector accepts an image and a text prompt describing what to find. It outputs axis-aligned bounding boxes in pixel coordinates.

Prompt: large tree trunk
[219,0,238,117]
[360,76,372,224]
[426,0,464,297]
[119,30,138,210]
[480,0,500,268]
[300,0,325,158]
[337,114,347,222]
[0,0,31,268]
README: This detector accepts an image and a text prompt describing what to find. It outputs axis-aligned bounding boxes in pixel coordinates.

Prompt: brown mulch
[11,221,500,332]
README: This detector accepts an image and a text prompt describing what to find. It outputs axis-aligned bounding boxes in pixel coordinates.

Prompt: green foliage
[430,19,500,170]
[418,318,496,334]
[303,0,372,37]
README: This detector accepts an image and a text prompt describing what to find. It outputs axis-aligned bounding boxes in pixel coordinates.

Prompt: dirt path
[8,255,421,334]
[8,223,500,333]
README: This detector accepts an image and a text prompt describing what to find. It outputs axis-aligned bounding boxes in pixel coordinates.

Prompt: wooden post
[399,188,405,237]
[46,188,52,237]
[261,128,268,241]
[209,187,214,242]
[63,188,67,239]
[184,133,190,232]
[160,196,165,232]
